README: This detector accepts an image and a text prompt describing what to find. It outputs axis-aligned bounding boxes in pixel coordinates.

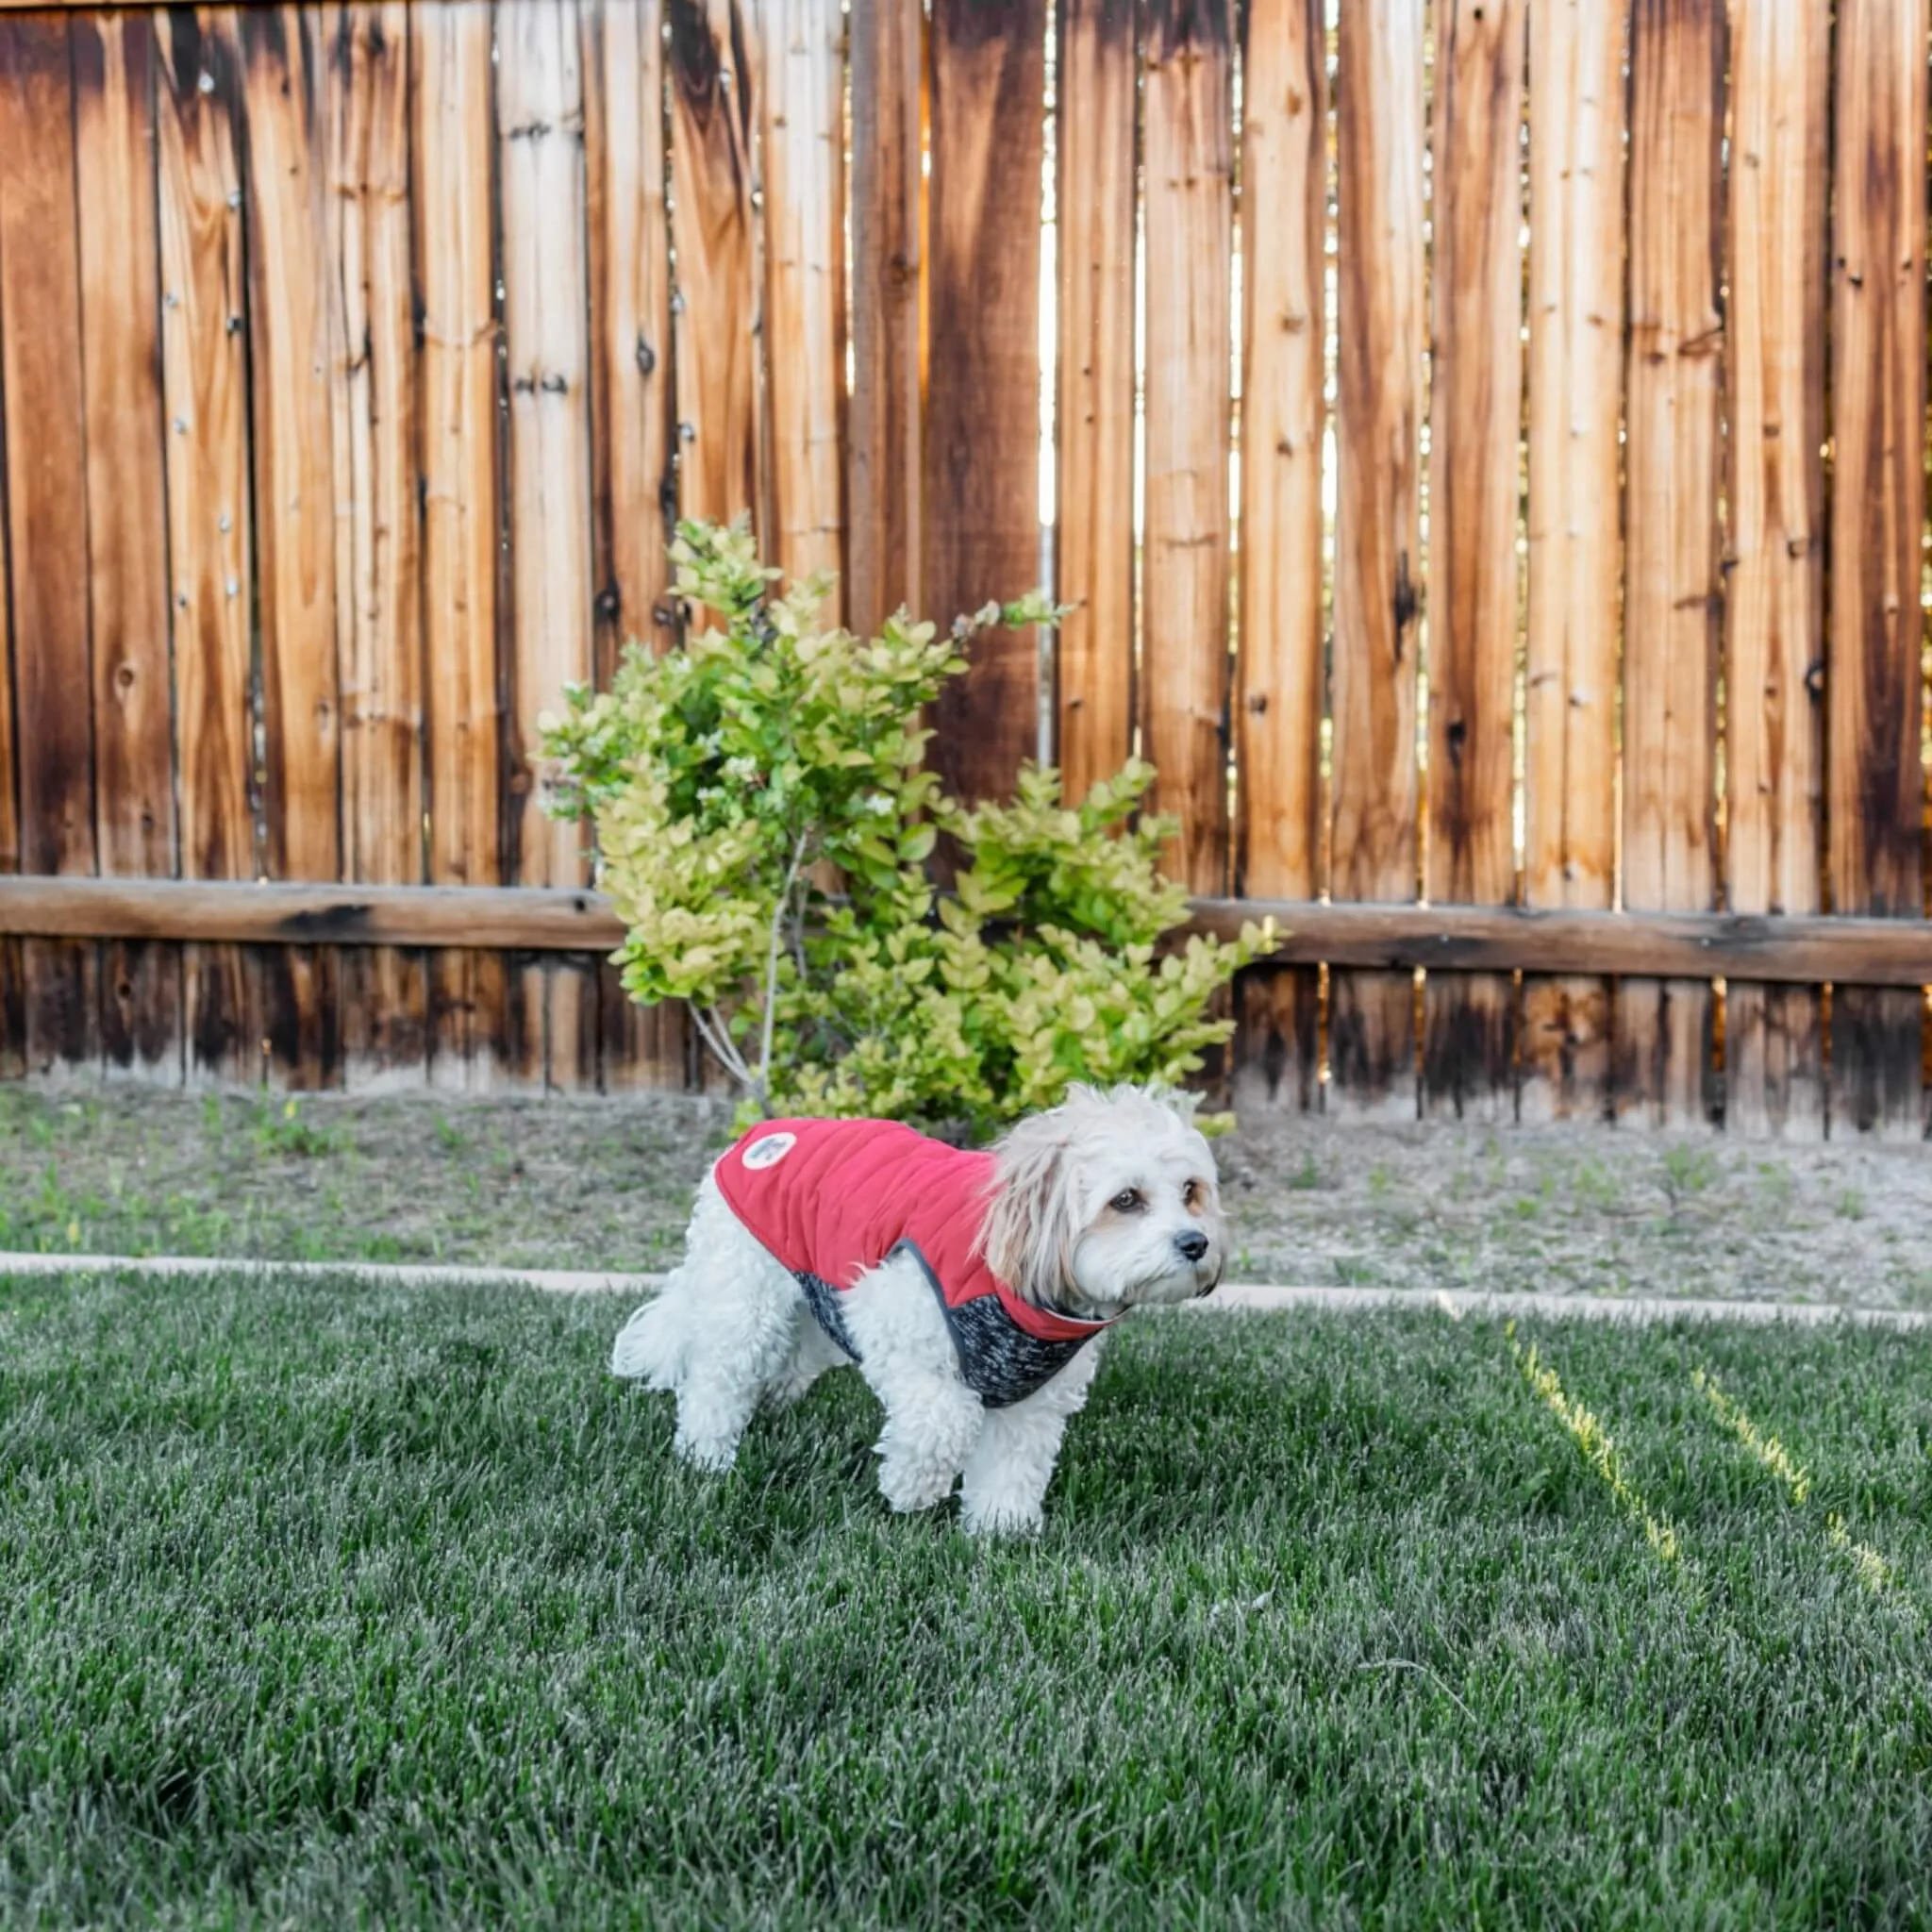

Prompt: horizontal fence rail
[0,0,1927,1136]
[7,879,1932,991]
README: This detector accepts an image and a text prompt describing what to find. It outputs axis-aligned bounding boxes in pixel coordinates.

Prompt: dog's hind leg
[842,1252,984,1513]
[959,1341,1104,1537]
[612,1177,804,1473]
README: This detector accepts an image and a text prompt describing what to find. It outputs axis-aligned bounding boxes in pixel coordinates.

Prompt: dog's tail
[608,1291,688,1388]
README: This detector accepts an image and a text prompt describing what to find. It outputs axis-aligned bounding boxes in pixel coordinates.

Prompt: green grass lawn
[3,1271,1929,1929]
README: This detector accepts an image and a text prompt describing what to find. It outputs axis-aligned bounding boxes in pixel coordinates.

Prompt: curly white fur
[608,1085,1224,1535]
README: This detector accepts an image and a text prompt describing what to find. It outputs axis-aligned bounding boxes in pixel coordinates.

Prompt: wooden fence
[0,0,1928,1138]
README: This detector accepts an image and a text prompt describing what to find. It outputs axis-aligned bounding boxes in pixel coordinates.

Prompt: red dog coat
[713,1117,1112,1407]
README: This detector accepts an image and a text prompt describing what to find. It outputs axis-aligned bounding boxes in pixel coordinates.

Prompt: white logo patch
[741,1132,796,1172]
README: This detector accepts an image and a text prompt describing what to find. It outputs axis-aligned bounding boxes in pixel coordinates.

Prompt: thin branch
[691,1003,758,1103]
[758,830,812,1100]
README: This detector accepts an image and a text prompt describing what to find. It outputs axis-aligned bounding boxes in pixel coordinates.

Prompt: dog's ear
[975,1112,1079,1305]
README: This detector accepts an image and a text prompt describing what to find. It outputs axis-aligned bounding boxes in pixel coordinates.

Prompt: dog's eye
[1183,1179,1200,1208]
[1109,1189,1144,1213]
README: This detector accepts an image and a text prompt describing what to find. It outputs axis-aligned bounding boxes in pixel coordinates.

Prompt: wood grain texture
[1235,0,1323,902]
[583,0,675,675]
[1054,0,1135,804]
[242,4,339,886]
[327,1,425,1089]
[239,4,341,1091]
[0,15,102,1074]
[1829,0,1926,1140]
[413,0,507,1091]
[498,0,597,1091]
[0,57,13,1083]
[1724,0,1826,1140]
[1521,0,1622,1124]
[1329,0,1423,1118]
[924,0,1045,805]
[1619,0,1723,1129]
[14,877,1932,988]
[1422,0,1523,1123]
[75,12,182,1081]
[667,0,758,536]
[755,0,843,596]
[845,0,921,640]
[582,0,685,1091]
[158,8,261,1087]
[1141,0,1232,895]
[1229,0,1324,1114]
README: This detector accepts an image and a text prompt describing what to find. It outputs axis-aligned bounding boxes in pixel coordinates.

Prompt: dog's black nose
[1175,1229,1209,1263]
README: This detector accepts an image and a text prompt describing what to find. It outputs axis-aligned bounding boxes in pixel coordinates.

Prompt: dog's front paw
[876,1456,959,1514]
[960,1495,1044,1539]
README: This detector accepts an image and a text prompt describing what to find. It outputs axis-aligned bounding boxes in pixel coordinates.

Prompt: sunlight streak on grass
[1507,1324,1688,1575]
[1692,1367,1902,1598]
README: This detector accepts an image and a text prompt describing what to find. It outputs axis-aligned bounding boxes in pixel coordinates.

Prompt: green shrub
[541,518,1276,1142]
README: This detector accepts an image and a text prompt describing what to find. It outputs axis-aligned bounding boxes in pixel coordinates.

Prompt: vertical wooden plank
[326,0,427,1090]
[1329,0,1423,1119]
[924,0,1045,804]
[0,302,15,1084]
[1521,0,1622,1124]
[158,8,262,1088]
[668,0,758,535]
[1141,0,1233,895]
[1231,0,1324,1113]
[499,0,598,1091]
[1724,0,1827,1140]
[75,14,183,1084]
[582,0,686,1092]
[1618,0,1723,1129]
[0,241,15,1078]
[0,16,101,1078]
[239,3,342,1092]
[415,0,508,1092]
[846,0,921,641]
[584,0,676,673]
[1830,0,1926,1140]
[1055,0,1135,802]
[1422,0,1524,1122]
[755,0,843,594]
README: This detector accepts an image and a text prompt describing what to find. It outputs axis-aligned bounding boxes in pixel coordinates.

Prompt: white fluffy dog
[609,1085,1225,1535]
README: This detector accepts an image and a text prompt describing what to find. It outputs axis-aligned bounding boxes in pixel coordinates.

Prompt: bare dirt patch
[2,1083,1927,1307]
